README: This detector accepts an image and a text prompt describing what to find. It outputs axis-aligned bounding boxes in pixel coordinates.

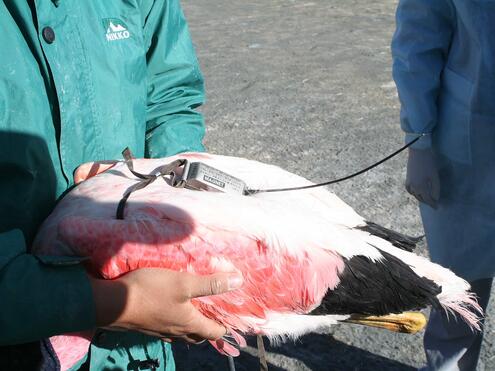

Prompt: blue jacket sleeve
[0,229,95,345]
[141,0,206,158]
[391,0,455,149]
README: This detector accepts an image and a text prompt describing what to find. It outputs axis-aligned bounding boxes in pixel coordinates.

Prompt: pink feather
[33,153,481,370]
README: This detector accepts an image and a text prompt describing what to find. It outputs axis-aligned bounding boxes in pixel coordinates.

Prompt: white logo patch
[103,19,130,42]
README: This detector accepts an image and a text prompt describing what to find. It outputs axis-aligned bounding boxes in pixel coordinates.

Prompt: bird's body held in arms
[33,153,481,370]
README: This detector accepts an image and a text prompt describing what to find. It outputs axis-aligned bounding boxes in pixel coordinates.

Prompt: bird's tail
[432,272,482,331]
[362,233,483,330]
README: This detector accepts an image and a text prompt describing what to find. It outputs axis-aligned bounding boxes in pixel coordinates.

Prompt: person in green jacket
[0,1,242,370]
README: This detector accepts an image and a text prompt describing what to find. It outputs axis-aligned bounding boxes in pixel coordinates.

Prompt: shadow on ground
[173,334,416,371]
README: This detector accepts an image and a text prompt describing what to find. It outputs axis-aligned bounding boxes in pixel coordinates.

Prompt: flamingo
[33,152,481,370]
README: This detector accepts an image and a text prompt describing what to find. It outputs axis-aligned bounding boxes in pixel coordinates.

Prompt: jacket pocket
[434,67,473,164]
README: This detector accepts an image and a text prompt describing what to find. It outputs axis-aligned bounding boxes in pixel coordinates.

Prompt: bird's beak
[342,312,427,334]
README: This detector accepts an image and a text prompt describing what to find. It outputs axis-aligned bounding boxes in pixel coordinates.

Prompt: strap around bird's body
[116,148,186,219]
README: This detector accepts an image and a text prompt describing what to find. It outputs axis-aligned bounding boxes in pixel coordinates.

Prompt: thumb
[187,272,243,299]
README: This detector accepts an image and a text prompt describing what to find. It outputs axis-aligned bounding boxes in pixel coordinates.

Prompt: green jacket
[0,0,205,369]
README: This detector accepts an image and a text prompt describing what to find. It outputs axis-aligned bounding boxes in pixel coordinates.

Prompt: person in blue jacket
[392,0,494,370]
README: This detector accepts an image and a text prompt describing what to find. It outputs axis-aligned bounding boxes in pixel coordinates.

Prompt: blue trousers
[422,278,492,371]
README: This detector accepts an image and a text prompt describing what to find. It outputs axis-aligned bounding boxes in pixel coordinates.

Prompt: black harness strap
[116,148,186,220]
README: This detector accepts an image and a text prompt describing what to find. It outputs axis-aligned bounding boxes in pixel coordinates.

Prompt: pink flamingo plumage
[33,153,481,370]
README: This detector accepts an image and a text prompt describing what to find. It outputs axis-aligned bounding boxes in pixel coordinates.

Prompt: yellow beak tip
[344,312,427,334]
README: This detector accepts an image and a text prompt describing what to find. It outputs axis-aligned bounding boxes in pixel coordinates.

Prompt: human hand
[405,148,440,208]
[88,268,243,343]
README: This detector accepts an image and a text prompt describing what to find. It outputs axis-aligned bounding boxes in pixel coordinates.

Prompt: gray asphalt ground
[173,1,494,370]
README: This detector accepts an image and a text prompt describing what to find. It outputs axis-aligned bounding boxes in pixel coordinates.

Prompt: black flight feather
[310,249,441,316]
[356,221,423,252]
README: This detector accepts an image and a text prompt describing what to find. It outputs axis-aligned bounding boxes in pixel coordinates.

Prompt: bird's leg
[257,335,268,371]
[227,356,236,371]
[342,311,427,334]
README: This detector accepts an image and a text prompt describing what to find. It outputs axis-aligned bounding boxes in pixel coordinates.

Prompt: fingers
[423,179,438,209]
[186,272,243,299]
[123,326,213,344]
[405,183,425,204]
[161,335,206,344]
[409,188,437,209]
[176,334,208,344]
[406,180,439,209]
[173,272,242,340]
[430,173,441,203]
[179,271,242,341]
[421,193,437,209]
[405,183,412,195]
[405,147,441,209]
[117,269,240,343]
[185,306,228,340]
